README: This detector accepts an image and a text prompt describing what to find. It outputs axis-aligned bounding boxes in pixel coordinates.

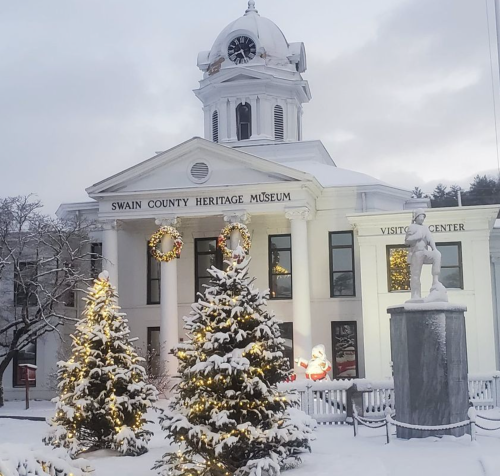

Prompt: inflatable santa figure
[295,344,332,381]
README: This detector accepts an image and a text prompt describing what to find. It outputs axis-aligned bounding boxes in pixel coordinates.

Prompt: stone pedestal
[388,304,469,439]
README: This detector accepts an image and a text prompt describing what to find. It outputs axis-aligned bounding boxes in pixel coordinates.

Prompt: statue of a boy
[405,209,448,303]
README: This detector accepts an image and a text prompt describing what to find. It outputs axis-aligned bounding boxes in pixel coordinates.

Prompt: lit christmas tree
[154,247,313,476]
[44,271,158,457]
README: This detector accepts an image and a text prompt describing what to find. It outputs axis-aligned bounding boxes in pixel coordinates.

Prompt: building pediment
[86,137,316,197]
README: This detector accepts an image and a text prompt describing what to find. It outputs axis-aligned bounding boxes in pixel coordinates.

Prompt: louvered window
[189,161,210,183]
[274,105,284,141]
[212,111,219,143]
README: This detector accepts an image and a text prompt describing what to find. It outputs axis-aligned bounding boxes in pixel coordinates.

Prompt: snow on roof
[282,160,396,189]
[208,7,291,68]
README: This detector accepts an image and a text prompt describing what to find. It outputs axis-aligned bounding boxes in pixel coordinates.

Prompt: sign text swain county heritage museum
[111,192,292,211]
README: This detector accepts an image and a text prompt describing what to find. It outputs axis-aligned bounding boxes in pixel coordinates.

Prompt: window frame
[329,231,356,298]
[274,105,284,141]
[331,321,359,379]
[14,261,37,307]
[436,241,464,289]
[147,326,161,378]
[90,242,103,279]
[386,244,410,293]
[13,341,37,388]
[268,234,293,300]
[278,322,294,371]
[147,244,161,305]
[194,237,224,300]
[236,102,252,140]
[386,242,464,292]
[212,110,219,143]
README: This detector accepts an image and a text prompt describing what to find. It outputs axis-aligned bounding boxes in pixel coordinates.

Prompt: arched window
[274,105,284,141]
[212,111,219,143]
[236,102,252,140]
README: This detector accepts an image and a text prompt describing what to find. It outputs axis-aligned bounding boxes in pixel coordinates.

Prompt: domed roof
[207,1,292,69]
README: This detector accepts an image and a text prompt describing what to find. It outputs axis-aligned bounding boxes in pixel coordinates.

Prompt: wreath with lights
[217,222,251,258]
[149,226,183,262]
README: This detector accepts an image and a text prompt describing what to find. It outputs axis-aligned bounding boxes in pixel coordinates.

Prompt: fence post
[306,383,313,417]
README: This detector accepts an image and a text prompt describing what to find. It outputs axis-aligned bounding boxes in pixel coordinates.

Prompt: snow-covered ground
[2,401,500,476]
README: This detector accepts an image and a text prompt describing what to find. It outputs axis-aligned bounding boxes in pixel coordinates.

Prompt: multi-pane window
[147,246,161,305]
[329,232,355,297]
[387,245,410,292]
[269,235,292,299]
[436,242,463,289]
[278,322,294,371]
[14,261,37,307]
[147,327,161,378]
[13,342,36,387]
[195,238,224,297]
[387,242,463,292]
[90,242,103,279]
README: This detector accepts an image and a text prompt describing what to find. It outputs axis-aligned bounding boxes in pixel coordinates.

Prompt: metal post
[385,420,390,444]
[25,369,29,410]
[470,421,476,441]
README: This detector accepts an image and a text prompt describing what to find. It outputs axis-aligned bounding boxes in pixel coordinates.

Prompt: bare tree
[0,196,94,406]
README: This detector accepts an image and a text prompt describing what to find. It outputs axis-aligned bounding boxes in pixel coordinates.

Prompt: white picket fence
[278,372,500,424]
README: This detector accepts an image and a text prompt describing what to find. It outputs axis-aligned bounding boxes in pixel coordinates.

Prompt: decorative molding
[98,219,121,231]
[155,216,181,227]
[223,211,251,225]
[285,206,312,221]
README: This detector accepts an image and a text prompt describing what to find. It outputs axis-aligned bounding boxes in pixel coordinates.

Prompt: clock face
[228,36,257,64]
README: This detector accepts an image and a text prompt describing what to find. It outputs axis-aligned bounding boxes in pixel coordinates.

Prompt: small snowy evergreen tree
[155,248,313,476]
[44,271,158,457]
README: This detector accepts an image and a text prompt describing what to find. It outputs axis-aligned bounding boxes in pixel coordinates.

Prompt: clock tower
[195,1,311,145]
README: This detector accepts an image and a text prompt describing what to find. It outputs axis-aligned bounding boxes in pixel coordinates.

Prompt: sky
[1,0,500,214]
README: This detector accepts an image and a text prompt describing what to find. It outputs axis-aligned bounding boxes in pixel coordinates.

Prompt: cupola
[194,1,311,145]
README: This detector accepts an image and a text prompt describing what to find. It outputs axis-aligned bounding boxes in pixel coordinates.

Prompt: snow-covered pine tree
[44,271,158,457]
[155,248,313,476]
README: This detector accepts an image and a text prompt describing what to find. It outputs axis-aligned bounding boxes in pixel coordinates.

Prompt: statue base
[388,303,469,439]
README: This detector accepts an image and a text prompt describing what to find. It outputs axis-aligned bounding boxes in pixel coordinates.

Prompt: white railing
[279,372,500,423]
[468,372,500,410]
[362,380,395,417]
[278,380,351,423]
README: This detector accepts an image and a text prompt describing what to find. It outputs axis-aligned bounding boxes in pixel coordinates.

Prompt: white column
[250,96,258,139]
[286,207,313,365]
[156,217,181,377]
[219,99,228,142]
[203,106,210,140]
[100,220,119,289]
[229,98,237,140]
[223,211,251,250]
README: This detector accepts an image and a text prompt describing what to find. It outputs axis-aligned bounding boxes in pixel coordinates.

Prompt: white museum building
[6,1,500,399]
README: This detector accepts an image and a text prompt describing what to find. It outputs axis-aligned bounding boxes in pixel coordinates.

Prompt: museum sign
[110,192,292,211]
